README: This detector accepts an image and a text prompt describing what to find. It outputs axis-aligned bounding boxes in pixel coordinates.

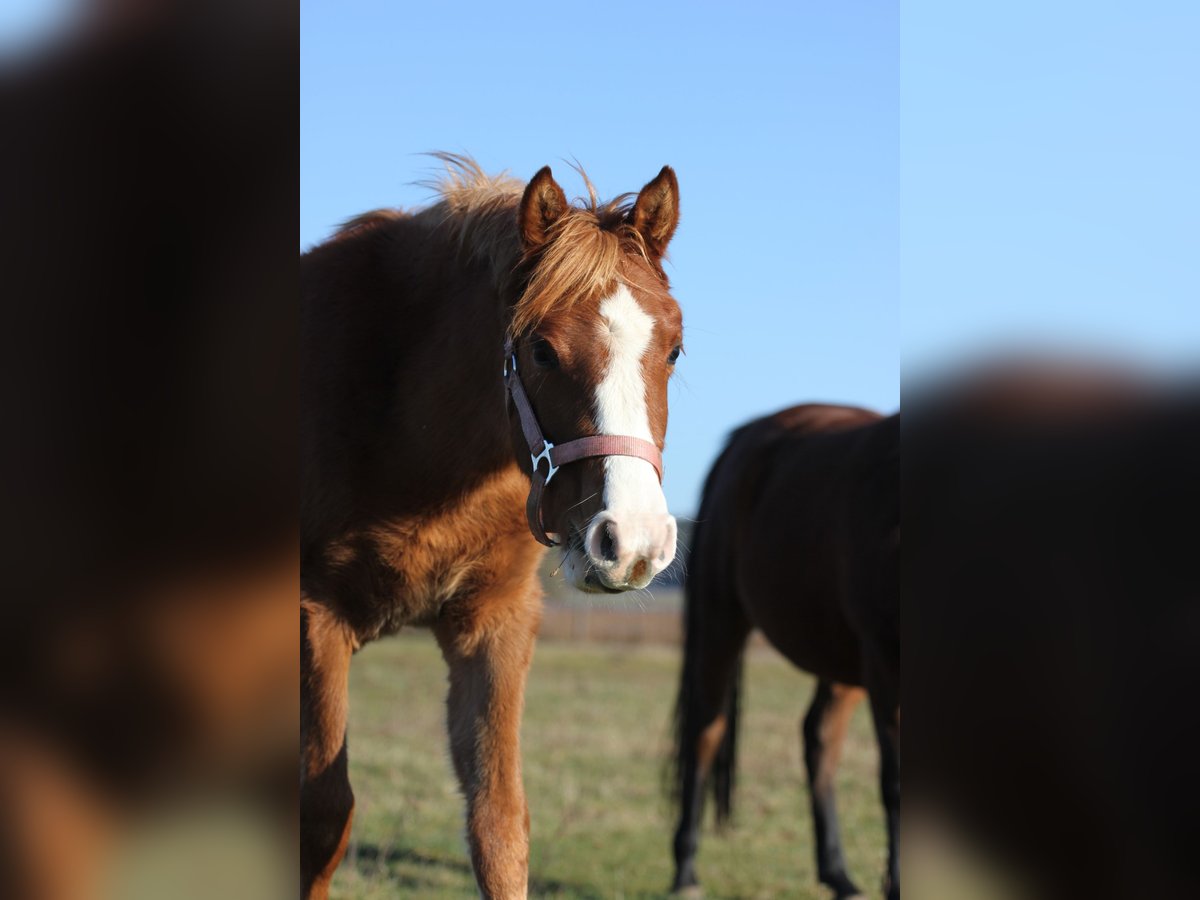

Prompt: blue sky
[302,2,898,515]
[302,2,1196,514]
[0,0,74,54]
[902,2,1199,372]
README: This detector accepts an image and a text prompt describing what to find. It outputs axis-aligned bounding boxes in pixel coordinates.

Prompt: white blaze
[594,285,668,517]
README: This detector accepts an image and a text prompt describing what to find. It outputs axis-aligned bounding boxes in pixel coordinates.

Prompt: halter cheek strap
[503,339,663,547]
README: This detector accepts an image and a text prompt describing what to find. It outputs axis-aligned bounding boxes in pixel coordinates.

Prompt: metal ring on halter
[531,441,558,485]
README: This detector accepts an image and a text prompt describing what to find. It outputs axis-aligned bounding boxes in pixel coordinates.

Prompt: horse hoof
[671,885,703,899]
[825,875,865,899]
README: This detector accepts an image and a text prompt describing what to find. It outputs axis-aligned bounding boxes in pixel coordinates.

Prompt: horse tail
[670,542,700,807]
[671,427,750,829]
[670,529,700,808]
[711,646,743,827]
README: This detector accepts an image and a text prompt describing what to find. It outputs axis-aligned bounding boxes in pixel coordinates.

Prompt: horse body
[672,404,899,899]
[301,209,528,639]
[747,407,898,681]
[301,157,684,899]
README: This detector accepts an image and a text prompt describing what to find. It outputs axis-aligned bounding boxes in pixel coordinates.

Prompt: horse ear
[629,166,680,259]
[519,166,569,249]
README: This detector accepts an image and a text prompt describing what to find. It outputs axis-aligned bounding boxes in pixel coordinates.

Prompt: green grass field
[330,631,885,899]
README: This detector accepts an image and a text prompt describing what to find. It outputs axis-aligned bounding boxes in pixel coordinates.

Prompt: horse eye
[530,336,559,369]
[667,345,682,365]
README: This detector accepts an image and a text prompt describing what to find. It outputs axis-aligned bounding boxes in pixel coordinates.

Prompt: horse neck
[380,237,517,503]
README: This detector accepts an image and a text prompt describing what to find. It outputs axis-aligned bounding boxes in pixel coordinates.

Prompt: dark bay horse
[301,156,684,898]
[671,404,899,899]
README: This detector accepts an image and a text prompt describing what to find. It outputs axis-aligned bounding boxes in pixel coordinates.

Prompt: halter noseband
[503,338,663,547]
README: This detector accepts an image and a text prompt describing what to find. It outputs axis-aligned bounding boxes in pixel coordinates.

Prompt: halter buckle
[532,441,558,485]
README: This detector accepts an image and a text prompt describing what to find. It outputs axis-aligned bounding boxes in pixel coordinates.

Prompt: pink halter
[503,338,663,546]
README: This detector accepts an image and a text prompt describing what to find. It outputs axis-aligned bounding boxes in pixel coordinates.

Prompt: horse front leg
[434,582,541,900]
[300,600,357,900]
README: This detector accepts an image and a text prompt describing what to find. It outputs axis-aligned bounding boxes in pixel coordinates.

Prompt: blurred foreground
[1,3,296,898]
[905,364,1200,899]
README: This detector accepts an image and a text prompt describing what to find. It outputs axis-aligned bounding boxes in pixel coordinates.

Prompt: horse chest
[320,467,538,641]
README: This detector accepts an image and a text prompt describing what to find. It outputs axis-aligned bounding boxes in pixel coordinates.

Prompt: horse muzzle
[580,511,677,591]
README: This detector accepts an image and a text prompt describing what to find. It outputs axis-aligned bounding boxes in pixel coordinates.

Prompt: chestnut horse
[301,156,684,898]
[670,404,900,899]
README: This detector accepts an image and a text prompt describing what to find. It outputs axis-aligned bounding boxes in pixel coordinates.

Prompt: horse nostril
[599,524,619,563]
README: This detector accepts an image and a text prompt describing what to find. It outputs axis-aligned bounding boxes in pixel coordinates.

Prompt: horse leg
[671,592,751,894]
[433,586,540,900]
[866,664,900,900]
[802,679,866,898]
[300,601,356,900]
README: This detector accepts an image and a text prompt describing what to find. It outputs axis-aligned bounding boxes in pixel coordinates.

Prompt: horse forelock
[510,208,658,337]
[420,153,664,337]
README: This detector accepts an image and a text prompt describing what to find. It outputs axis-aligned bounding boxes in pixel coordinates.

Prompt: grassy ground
[330,631,885,899]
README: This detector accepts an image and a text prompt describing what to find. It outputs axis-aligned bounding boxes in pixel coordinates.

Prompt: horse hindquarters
[300,602,356,900]
[432,576,542,900]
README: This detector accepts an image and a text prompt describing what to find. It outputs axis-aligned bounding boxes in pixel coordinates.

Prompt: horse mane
[330,208,408,242]
[334,152,656,336]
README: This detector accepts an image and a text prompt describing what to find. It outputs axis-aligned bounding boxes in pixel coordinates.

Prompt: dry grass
[330,631,886,899]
